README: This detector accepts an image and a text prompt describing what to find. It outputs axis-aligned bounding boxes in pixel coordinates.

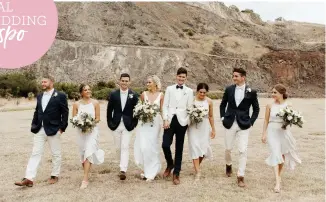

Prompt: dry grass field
[0,98,324,202]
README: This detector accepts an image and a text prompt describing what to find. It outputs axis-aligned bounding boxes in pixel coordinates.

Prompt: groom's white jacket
[163,84,194,126]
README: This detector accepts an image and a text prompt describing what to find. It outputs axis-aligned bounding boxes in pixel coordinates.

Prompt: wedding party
[14,67,303,192]
[0,1,324,202]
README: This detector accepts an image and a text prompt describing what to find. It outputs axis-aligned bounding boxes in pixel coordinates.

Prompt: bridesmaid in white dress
[72,84,105,189]
[134,75,163,182]
[188,83,216,181]
[262,84,301,193]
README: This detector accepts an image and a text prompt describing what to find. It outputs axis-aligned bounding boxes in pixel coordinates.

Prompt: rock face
[1,2,325,97]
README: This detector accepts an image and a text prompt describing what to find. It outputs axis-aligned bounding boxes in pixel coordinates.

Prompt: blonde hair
[148,75,161,90]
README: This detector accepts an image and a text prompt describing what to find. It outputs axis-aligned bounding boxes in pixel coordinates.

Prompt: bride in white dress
[72,84,104,189]
[134,75,163,182]
[188,83,216,181]
[262,84,301,193]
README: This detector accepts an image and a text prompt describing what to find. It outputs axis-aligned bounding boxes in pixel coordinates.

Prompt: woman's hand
[210,131,216,139]
[261,133,267,144]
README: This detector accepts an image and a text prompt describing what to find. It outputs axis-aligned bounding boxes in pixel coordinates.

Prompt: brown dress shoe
[226,164,232,177]
[14,178,33,187]
[48,176,59,184]
[163,166,173,178]
[119,171,126,180]
[173,174,180,185]
[237,176,246,187]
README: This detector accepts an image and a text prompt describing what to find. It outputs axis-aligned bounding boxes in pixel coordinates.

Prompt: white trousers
[25,128,61,181]
[224,121,249,177]
[112,122,132,172]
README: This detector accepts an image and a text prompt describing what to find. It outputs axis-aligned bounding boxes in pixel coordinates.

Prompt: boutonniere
[129,94,134,99]
[53,92,58,97]
[246,88,251,93]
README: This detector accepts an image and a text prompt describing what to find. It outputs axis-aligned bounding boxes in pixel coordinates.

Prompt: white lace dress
[134,92,162,180]
[266,102,301,169]
[77,102,104,165]
[188,99,212,160]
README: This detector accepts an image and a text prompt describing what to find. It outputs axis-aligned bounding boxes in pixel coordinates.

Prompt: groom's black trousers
[162,115,188,176]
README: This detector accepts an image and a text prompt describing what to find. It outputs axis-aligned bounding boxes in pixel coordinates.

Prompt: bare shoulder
[266,103,272,109]
[206,97,213,105]
[91,99,100,106]
[286,101,293,107]
[73,101,79,108]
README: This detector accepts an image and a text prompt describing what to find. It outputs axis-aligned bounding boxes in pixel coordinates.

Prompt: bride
[134,75,163,182]
[72,84,105,189]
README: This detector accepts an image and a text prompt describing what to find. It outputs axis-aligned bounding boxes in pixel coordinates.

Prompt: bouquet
[187,104,209,126]
[70,112,96,133]
[133,101,160,126]
[276,106,304,129]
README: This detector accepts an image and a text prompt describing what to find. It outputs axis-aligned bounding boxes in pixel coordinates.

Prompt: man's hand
[163,120,170,129]
[59,129,63,135]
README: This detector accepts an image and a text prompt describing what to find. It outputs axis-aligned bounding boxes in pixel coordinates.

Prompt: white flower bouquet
[187,104,209,126]
[276,106,304,129]
[133,101,160,125]
[70,112,96,133]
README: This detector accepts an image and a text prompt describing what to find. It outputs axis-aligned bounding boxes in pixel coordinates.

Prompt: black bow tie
[176,85,183,89]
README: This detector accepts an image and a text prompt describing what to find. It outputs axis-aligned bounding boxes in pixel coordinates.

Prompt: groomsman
[15,75,69,187]
[162,67,193,185]
[220,68,260,187]
[107,73,139,180]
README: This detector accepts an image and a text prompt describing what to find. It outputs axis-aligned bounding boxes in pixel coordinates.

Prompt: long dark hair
[197,83,209,92]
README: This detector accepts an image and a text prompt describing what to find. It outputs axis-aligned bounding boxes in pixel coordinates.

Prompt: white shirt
[120,89,128,111]
[42,88,54,111]
[175,84,184,102]
[235,83,245,107]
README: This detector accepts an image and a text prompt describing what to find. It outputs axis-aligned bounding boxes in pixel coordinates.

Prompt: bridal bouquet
[276,106,304,129]
[133,101,160,125]
[187,104,209,126]
[70,112,96,133]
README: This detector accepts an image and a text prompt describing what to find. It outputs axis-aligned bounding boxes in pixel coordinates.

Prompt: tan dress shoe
[237,176,246,187]
[14,178,33,187]
[173,174,180,185]
[48,176,59,184]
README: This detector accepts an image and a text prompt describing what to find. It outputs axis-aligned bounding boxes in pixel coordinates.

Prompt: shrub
[241,9,254,13]
[206,91,224,100]
[0,72,38,97]
[132,87,146,95]
[28,92,35,100]
[107,80,116,88]
[54,82,79,99]
[229,5,240,12]
[93,80,116,91]
[70,92,80,101]
[92,88,115,100]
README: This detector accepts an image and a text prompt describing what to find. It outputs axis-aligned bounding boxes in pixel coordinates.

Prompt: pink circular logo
[0,0,58,69]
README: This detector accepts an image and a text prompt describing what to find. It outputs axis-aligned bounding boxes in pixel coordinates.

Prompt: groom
[107,73,139,180]
[162,67,193,185]
[220,67,260,187]
[14,75,68,187]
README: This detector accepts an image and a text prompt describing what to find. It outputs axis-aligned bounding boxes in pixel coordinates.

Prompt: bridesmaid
[72,84,105,189]
[188,83,216,181]
[261,84,301,193]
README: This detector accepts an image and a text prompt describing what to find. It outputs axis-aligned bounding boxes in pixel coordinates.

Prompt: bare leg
[83,159,91,182]
[273,166,281,193]
[278,155,285,184]
[193,159,201,181]
[193,159,200,174]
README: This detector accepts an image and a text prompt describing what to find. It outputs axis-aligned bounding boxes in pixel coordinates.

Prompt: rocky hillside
[2,2,325,97]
